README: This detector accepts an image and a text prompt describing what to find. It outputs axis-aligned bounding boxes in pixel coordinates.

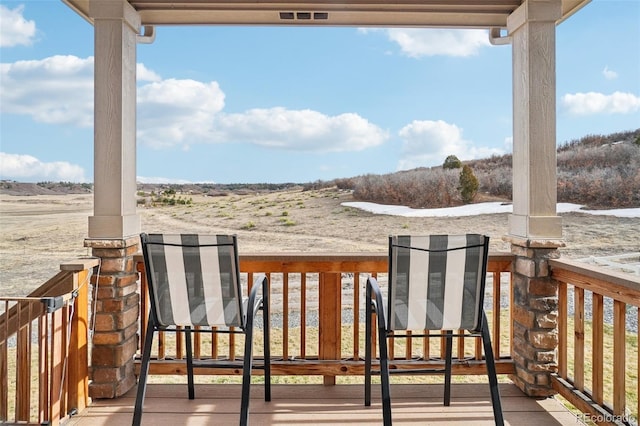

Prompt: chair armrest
[247,274,268,320]
[366,277,388,332]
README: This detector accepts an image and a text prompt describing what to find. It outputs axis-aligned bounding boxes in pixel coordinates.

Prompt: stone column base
[85,236,140,398]
[504,236,565,397]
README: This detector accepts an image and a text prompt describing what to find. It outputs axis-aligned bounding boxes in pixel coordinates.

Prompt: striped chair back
[141,233,244,329]
[388,234,489,332]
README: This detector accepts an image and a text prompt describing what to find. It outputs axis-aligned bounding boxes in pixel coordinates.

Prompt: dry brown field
[1,187,638,297]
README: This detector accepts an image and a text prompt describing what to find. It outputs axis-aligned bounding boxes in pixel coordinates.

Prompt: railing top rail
[0,296,47,302]
[550,258,640,287]
[133,251,512,262]
[239,252,388,273]
[240,252,387,262]
[60,257,100,271]
[550,257,640,307]
[135,251,512,274]
[579,252,640,261]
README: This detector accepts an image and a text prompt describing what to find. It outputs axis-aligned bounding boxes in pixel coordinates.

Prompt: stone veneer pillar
[505,236,564,397]
[85,237,140,398]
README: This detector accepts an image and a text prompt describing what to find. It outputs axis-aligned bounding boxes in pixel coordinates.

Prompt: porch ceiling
[63,0,590,28]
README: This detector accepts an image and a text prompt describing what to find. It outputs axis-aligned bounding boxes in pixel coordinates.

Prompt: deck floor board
[65,383,585,425]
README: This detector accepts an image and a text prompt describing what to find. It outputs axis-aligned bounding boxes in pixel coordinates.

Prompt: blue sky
[1,0,639,184]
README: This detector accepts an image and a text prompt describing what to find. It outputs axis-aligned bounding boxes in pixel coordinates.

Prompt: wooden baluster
[613,300,626,416]
[16,302,29,421]
[176,326,183,360]
[300,273,306,359]
[60,303,69,419]
[557,281,567,378]
[574,287,585,390]
[319,272,341,385]
[211,326,218,359]
[353,272,360,361]
[50,307,63,426]
[283,273,289,361]
[194,326,201,360]
[423,330,430,361]
[591,293,604,406]
[456,329,464,360]
[229,326,236,361]
[38,310,49,424]
[493,271,501,358]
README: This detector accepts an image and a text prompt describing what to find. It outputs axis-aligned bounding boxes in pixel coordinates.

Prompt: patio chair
[133,233,270,426]
[365,234,503,426]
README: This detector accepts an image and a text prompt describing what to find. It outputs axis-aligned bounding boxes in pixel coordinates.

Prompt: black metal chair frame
[133,233,271,426]
[364,235,504,426]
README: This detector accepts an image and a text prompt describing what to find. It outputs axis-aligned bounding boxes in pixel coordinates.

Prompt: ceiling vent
[279,12,329,20]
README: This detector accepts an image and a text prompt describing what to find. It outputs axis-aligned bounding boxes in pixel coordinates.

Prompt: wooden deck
[64,382,585,425]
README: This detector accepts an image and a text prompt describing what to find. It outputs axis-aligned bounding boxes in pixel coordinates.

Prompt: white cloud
[562,91,640,115]
[1,57,163,129]
[602,66,618,80]
[215,108,388,152]
[0,55,95,126]
[503,136,513,152]
[397,120,503,170]
[0,152,86,182]
[136,80,388,152]
[2,54,388,154]
[137,63,161,82]
[137,78,226,148]
[384,28,491,58]
[0,5,36,47]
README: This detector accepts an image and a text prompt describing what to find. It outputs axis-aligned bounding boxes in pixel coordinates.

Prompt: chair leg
[132,321,155,426]
[481,313,504,426]
[364,279,392,426]
[262,279,271,402]
[444,330,453,406]
[185,327,194,400]
[241,308,257,426]
[240,328,254,426]
[377,321,392,426]
[364,294,373,407]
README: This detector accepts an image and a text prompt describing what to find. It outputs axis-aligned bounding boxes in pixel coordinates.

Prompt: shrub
[279,218,296,226]
[352,169,461,208]
[458,165,479,204]
[443,155,462,169]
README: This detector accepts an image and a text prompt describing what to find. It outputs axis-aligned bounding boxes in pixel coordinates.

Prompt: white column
[507,0,563,239]
[88,0,141,239]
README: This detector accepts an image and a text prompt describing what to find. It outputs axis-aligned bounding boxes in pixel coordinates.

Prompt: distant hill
[2,129,639,208]
[0,181,93,196]
[334,129,640,209]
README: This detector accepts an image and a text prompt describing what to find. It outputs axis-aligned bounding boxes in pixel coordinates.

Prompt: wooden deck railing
[550,258,640,426]
[134,252,515,383]
[8,251,639,425]
[0,258,98,426]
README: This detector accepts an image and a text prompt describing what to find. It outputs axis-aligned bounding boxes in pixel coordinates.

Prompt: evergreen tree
[443,155,462,169]
[458,165,479,204]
